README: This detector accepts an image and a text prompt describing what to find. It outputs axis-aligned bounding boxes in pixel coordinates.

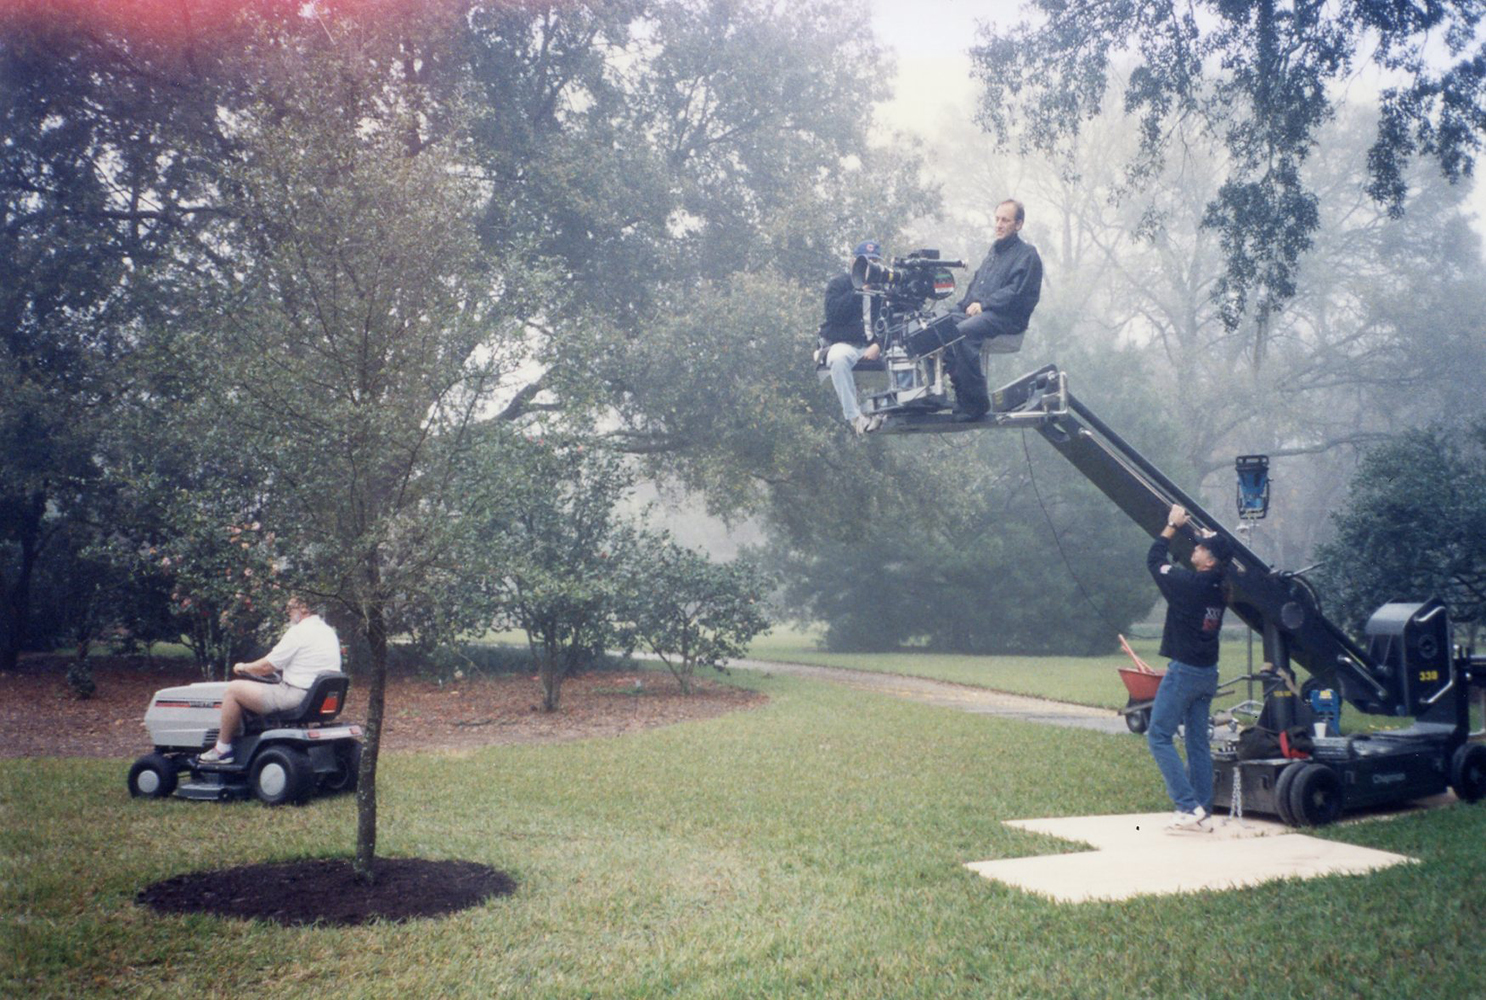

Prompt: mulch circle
[136,857,516,927]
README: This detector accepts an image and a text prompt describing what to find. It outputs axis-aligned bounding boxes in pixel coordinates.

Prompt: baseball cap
[1197,532,1234,564]
[854,239,883,260]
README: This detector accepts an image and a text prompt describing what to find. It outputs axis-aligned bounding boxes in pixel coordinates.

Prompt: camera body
[851,248,963,307]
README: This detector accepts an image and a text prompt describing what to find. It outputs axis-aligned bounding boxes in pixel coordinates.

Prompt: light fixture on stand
[1235,455,1271,699]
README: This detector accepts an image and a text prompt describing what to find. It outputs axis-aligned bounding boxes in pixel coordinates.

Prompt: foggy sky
[868,0,1486,245]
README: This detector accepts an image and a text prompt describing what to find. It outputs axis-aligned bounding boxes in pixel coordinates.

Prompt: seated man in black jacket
[941,200,1042,421]
[817,239,885,435]
[1146,504,1234,833]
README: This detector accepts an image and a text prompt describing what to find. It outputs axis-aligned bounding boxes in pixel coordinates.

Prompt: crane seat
[981,331,1025,359]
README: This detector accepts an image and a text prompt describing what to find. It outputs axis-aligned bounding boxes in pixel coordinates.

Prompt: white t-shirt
[264,614,342,689]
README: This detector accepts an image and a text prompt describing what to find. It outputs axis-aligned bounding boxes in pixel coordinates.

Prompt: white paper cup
[1313,722,1327,738]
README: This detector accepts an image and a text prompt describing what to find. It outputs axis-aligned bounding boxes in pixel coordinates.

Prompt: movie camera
[850,248,964,305]
[846,248,968,417]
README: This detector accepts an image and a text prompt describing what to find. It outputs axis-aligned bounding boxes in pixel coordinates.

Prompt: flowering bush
[158,493,286,678]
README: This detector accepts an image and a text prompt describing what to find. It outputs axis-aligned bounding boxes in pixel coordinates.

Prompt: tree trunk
[354,592,389,884]
[67,634,96,699]
[540,655,561,711]
[531,628,562,711]
[1,494,46,673]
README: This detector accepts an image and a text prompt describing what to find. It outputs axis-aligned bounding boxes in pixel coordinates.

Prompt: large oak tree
[971,0,1486,357]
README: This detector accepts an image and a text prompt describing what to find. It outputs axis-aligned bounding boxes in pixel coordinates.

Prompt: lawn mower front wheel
[127,753,179,799]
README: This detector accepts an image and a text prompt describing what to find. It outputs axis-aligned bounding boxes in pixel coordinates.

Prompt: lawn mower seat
[245,672,351,730]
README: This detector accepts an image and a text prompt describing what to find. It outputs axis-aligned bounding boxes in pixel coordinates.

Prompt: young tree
[196,14,533,881]
[481,439,642,711]
[621,538,772,694]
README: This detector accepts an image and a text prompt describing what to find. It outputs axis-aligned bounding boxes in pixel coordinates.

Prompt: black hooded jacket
[820,272,880,346]
[1147,538,1226,667]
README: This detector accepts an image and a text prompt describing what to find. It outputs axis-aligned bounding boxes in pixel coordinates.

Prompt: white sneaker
[851,415,872,436]
[1165,806,1212,833]
[198,745,234,765]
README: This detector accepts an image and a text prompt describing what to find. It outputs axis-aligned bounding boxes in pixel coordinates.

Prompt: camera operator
[818,239,886,435]
[942,200,1043,422]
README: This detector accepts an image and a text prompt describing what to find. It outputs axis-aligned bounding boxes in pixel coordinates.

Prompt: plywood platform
[965,810,1423,903]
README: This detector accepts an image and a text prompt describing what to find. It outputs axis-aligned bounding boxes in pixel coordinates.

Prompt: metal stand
[1237,519,1258,708]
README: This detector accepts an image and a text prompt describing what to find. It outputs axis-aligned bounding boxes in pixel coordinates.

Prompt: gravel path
[728,658,1131,735]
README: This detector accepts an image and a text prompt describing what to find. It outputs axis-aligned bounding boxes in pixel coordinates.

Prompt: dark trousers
[943,311,1001,414]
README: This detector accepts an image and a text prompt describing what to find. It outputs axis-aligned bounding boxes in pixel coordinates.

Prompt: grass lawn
[747,626,1265,711]
[5,668,1486,998]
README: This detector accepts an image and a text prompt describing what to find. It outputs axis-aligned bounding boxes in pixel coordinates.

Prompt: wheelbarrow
[1116,635,1162,734]
[1116,635,1262,736]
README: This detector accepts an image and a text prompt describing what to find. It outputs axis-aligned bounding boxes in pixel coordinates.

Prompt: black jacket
[820,273,879,346]
[958,233,1043,336]
[1147,538,1226,668]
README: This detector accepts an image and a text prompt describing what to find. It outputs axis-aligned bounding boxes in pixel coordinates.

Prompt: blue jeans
[1147,660,1218,813]
[821,342,868,421]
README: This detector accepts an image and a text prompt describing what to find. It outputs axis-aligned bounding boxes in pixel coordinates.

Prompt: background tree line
[0,0,892,688]
[7,0,1486,680]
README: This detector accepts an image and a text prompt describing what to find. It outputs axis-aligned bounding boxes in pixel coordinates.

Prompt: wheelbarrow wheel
[1126,708,1151,734]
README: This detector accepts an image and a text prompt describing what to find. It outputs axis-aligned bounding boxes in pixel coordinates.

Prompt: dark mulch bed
[137,857,517,926]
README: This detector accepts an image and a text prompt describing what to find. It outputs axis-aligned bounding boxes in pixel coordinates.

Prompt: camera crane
[882,362,1486,825]
[843,249,967,418]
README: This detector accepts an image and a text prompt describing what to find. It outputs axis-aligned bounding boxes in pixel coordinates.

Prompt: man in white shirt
[198,594,342,764]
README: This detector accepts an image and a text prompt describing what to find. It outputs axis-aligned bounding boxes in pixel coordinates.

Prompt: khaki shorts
[256,682,309,713]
